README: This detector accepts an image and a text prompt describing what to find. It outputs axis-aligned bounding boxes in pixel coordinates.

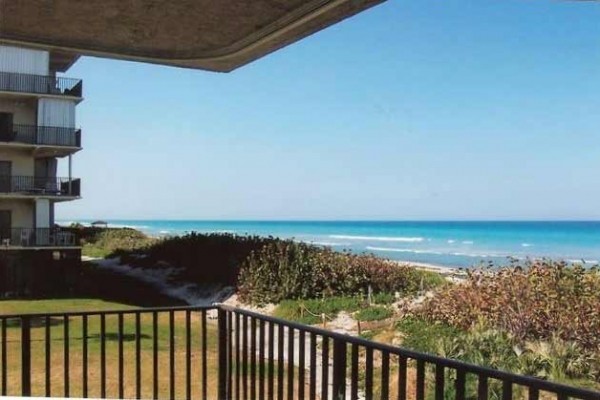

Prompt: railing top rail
[0,304,216,320]
[0,303,596,399]
[6,227,72,229]
[1,175,80,179]
[219,305,600,399]
[0,70,82,84]
[11,123,80,131]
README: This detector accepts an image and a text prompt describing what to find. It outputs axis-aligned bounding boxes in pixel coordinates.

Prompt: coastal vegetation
[237,240,444,304]
[69,225,156,258]
[54,227,600,390]
[119,232,272,285]
[393,259,600,389]
[420,259,600,351]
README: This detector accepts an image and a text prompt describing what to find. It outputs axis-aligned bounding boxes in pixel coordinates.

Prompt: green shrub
[76,228,155,258]
[123,233,273,285]
[398,317,600,390]
[519,336,599,383]
[238,240,444,304]
[355,306,393,322]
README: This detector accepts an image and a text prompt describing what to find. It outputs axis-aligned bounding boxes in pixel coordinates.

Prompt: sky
[56,0,600,221]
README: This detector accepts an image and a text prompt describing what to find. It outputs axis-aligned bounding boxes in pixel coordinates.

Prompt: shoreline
[390,259,465,277]
[65,222,600,269]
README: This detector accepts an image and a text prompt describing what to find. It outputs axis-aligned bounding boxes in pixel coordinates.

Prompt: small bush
[123,233,273,285]
[398,317,600,391]
[355,306,393,322]
[74,228,155,258]
[420,260,600,351]
[238,240,444,304]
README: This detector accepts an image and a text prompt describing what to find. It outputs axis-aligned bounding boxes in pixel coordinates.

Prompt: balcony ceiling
[0,0,385,72]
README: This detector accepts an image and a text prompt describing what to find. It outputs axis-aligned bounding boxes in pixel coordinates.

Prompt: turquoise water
[61,220,600,268]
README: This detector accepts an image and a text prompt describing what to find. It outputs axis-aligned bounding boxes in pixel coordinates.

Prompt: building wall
[0,199,34,228]
[0,148,34,175]
[35,199,50,228]
[0,46,49,75]
[0,97,37,125]
[0,248,81,297]
[38,98,76,127]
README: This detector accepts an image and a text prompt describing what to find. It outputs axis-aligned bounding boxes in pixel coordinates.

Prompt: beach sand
[390,259,462,275]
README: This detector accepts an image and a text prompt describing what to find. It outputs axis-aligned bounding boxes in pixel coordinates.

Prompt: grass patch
[355,306,393,322]
[413,269,447,291]
[273,296,364,325]
[395,316,462,354]
[0,299,311,398]
[77,228,156,258]
[0,299,134,315]
[371,292,395,304]
[0,299,220,398]
[358,330,376,340]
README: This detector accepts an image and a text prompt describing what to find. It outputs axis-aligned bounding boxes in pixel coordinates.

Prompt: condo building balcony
[0,124,81,154]
[0,176,80,198]
[0,227,77,248]
[0,71,82,98]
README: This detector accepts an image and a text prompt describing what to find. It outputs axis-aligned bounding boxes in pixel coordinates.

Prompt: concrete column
[68,154,72,194]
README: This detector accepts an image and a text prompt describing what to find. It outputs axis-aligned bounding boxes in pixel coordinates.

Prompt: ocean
[60,220,600,268]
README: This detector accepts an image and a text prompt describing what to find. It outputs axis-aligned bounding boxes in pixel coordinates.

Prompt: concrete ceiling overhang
[0,0,386,72]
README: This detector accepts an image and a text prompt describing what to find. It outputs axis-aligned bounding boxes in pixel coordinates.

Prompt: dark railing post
[332,338,347,400]
[21,317,31,397]
[218,308,228,400]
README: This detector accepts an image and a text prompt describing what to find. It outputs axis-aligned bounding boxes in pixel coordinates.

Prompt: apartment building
[0,45,82,296]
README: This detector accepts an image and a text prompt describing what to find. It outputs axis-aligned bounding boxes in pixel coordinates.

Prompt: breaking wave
[329,235,424,243]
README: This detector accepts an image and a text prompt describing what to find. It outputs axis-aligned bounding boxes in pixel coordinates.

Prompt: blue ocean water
[60,220,600,268]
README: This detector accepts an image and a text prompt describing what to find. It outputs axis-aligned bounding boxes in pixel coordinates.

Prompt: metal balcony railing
[0,124,81,147]
[0,227,77,248]
[0,305,597,399]
[0,71,82,97]
[0,176,80,197]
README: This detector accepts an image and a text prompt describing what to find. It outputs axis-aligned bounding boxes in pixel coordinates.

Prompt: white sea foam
[447,240,455,244]
[311,241,350,247]
[462,241,474,245]
[366,246,499,259]
[366,246,443,255]
[450,251,494,258]
[567,259,599,265]
[330,235,424,243]
[521,243,532,247]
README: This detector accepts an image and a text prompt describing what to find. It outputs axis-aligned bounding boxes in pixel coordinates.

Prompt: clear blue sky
[57,0,600,221]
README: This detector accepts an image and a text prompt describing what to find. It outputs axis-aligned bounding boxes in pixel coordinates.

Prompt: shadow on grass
[87,332,152,342]
[72,264,188,308]
[5,316,64,328]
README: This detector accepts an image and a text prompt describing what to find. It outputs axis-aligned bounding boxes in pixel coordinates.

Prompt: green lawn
[0,299,219,399]
[0,299,305,400]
